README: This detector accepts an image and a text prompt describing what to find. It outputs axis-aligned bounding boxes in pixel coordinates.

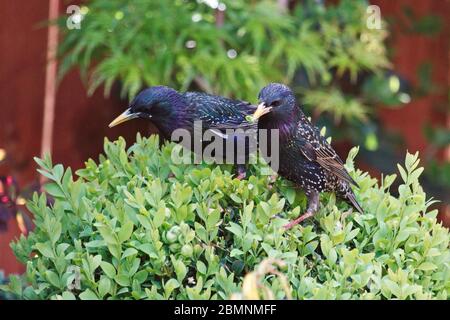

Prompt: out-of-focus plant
[423,121,450,207]
[358,4,448,214]
[397,6,443,36]
[231,258,292,300]
[57,0,398,149]
[0,175,34,235]
[0,148,37,234]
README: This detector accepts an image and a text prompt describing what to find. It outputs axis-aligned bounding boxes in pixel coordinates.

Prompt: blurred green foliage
[1,136,448,300]
[57,0,398,147]
[0,271,16,300]
[399,5,443,36]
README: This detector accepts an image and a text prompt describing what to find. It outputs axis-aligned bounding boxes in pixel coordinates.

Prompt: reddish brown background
[0,0,449,275]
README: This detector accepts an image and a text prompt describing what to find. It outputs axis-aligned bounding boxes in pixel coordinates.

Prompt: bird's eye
[271,100,281,107]
[134,105,148,113]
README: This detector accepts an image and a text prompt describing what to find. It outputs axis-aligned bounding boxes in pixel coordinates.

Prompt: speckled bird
[255,83,364,229]
[109,86,266,178]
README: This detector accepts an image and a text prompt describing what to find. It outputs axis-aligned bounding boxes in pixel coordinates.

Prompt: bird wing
[184,92,258,139]
[295,118,358,187]
[208,116,258,141]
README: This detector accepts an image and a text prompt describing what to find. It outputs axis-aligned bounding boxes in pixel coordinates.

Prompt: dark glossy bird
[254,83,363,229]
[109,86,268,178]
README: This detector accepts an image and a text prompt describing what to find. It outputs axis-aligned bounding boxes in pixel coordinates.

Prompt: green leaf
[37,169,55,181]
[62,167,73,188]
[35,242,55,259]
[50,221,62,245]
[100,261,116,278]
[207,209,221,230]
[194,222,208,242]
[417,262,437,271]
[345,228,360,242]
[230,249,244,258]
[45,270,60,288]
[134,270,149,284]
[225,222,243,238]
[397,164,408,183]
[98,277,112,298]
[34,156,49,170]
[230,193,242,204]
[107,244,122,260]
[61,291,76,300]
[174,261,187,283]
[136,214,152,230]
[118,221,134,243]
[138,243,157,258]
[153,206,166,228]
[44,183,65,198]
[196,261,207,275]
[53,164,64,181]
[85,240,106,248]
[164,279,180,298]
[115,274,131,287]
[7,275,23,296]
[97,225,119,245]
[79,289,99,300]
[122,248,138,259]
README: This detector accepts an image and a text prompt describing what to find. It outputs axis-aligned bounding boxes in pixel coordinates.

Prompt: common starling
[109,86,269,178]
[254,83,364,229]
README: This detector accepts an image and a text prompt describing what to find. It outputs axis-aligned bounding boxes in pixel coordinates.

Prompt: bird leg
[284,191,319,230]
[235,164,247,180]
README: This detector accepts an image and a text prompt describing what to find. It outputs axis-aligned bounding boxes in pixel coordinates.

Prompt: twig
[40,0,60,185]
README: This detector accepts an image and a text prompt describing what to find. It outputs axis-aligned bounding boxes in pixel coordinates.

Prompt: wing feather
[296,118,358,187]
[186,92,258,139]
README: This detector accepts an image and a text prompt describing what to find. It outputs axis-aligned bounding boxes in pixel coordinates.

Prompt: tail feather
[346,191,364,215]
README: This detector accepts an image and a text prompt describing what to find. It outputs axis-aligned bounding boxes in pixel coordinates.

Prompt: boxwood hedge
[2,134,449,300]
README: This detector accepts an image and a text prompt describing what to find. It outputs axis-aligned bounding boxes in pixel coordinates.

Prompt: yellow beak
[108,108,138,128]
[252,103,272,120]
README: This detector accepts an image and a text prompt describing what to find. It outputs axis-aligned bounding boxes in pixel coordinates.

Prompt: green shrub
[2,135,449,300]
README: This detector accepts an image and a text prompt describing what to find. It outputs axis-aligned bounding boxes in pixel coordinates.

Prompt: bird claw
[235,165,247,180]
[283,211,315,230]
[235,172,246,180]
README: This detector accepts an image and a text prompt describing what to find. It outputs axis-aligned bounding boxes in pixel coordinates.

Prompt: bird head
[253,83,296,120]
[109,86,184,129]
